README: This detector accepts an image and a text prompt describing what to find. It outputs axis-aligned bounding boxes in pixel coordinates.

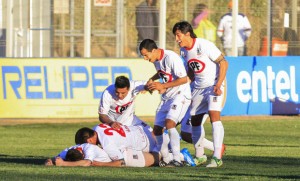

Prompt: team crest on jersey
[115,101,133,114]
[171,104,177,110]
[197,47,202,55]
[187,59,205,73]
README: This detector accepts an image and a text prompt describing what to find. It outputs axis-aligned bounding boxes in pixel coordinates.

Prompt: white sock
[212,121,224,159]
[156,134,171,163]
[192,126,205,157]
[168,127,181,162]
[203,138,214,151]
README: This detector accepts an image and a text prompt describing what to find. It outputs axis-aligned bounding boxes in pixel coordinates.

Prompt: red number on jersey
[98,124,126,137]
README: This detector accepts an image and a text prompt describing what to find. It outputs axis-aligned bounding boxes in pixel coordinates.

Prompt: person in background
[192,3,217,44]
[217,0,252,56]
[135,0,159,55]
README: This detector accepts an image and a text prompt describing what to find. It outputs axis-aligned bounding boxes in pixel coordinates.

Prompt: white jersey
[57,143,111,162]
[93,124,156,161]
[217,12,252,48]
[180,38,222,89]
[98,80,146,126]
[154,49,191,100]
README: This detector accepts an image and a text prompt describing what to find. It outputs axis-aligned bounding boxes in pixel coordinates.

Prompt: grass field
[0,116,299,180]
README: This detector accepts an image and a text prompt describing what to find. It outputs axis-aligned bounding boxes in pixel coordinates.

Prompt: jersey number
[99,124,126,137]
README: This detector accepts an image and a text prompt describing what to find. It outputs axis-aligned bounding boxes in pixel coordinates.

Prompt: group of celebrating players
[45,21,228,168]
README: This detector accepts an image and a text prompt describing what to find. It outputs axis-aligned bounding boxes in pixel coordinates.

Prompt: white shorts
[132,116,153,132]
[155,94,191,127]
[190,85,225,116]
[123,148,145,167]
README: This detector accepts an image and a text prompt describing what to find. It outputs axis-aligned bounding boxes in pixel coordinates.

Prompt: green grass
[0,117,299,180]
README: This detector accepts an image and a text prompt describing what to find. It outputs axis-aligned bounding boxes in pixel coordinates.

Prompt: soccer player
[139,39,191,167]
[44,143,157,167]
[99,75,151,130]
[75,124,160,166]
[173,21,228,167]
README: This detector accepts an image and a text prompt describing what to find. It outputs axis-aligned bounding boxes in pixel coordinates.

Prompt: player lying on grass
[44,143,157,167]
[75,124,196,167]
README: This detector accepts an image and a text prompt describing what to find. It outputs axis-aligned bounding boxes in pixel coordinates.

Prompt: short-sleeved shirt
[98,81,146,126]
[217,12,252,48]
[154,49,191,100]
[57,143,111,162]
[180,38,222,89]
[93,124,156,161]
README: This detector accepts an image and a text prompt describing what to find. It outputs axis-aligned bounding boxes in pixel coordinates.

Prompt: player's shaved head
[115,76,130,89]
[139,39,158,52]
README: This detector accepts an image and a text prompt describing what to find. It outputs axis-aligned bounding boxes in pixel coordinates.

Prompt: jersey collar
[185,38,196,51]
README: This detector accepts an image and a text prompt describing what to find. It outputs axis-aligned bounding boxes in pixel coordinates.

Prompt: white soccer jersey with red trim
[180,38,222,89]
[93,124,148,161]
[153,49,191,100]
[98,80,146,125]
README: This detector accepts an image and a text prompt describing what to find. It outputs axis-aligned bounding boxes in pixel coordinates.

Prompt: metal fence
[0,0,299,58]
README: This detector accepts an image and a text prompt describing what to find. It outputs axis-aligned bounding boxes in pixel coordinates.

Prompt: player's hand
[146,79,154,94]
[55,157,64,166]
[44,158,54,166]
[148,82,165,92]
[109,122,122,130]
[213,85,222,96]
[158,88,167,94]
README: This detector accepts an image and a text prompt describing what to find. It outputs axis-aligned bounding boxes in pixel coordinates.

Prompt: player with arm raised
[173,21,228,168]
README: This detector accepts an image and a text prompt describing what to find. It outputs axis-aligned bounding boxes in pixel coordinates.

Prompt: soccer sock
[212,121,224,159]
[168,127,181,162]
[192,126,204,157]
[156,133,171,163]
[203,138,214,151]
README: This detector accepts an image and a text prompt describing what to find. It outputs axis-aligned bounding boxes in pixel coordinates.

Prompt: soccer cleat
[206,156,223,168]
[181,148,196,167]
[194,154,207,166]
[167,160,183,167]
[159,160,168,167]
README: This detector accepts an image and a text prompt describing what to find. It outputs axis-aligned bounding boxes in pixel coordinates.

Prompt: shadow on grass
[0,154,46,165]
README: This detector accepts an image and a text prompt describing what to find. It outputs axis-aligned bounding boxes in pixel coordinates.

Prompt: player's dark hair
[65,149,84,161]
[115,76,130,89]
[172,21,197,38]
[75,127,95,144]
[139,39,158,52]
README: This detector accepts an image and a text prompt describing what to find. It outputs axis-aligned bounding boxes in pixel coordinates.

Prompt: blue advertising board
[223,56,300,115]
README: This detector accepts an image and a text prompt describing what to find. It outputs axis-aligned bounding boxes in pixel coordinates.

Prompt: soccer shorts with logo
[190,85,225,116]
[155,94,191,127]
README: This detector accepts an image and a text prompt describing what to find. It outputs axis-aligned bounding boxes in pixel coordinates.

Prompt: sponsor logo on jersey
[133,154,138,159]
[158,70,173,83]
[187,59,205,74]
[115,101,133,114]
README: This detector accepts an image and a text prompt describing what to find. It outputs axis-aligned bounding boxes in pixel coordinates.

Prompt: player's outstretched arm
[55,157,92,167]
[92,160,125,167]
